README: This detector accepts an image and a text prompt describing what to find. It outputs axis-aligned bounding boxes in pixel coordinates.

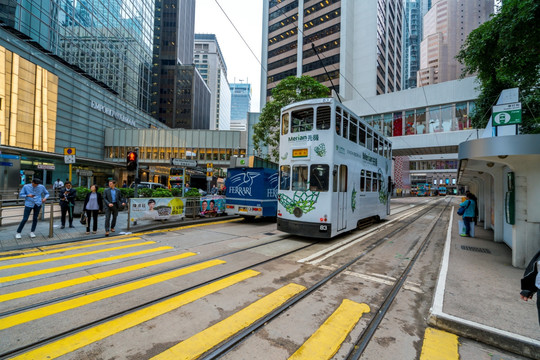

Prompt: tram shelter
[457,133,540,268]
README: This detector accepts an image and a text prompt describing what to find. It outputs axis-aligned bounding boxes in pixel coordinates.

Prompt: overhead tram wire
[213,0,267,75]
[271,1,379,114]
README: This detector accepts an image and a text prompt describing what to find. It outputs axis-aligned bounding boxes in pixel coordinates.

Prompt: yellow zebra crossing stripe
[0,241,156,270]
[151,283,306,360]
[11,270,260,360]
[420,328,459,360]
[0,237,142,261]
[0,252,197,303]
[0,259,226,330]
[288,299,370,360]
[134,218,242,237]
[0,246,173,283]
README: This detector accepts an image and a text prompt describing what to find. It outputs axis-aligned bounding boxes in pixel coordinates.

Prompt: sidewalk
[429,199,540,359]
[0,207,233,252]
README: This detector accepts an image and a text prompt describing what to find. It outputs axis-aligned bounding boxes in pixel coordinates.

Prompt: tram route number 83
[319,225,328,232]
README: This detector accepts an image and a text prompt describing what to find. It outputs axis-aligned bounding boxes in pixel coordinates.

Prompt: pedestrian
[122,180,128,188]
[83,184,103,234]
[459,192,476,237]
[103,180,126,236]
[465,190,479,223]
[184,183,190,195]
[211,184,218,195]
[53,178,64,196]
[520,249,540,326]
[59,181,77,228]
[15,178,49,239]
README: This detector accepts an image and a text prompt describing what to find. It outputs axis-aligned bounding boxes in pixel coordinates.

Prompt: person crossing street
[15,179,49,239]
[103,180,126,236]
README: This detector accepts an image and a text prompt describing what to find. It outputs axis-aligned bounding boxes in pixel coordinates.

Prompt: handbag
[80,212,87,225]
[457,200,470,216]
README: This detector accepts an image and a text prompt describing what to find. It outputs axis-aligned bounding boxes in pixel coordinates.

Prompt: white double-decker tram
[277,98,392,238]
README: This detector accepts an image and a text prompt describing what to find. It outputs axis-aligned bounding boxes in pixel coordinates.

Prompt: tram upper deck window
[349,117,358,143]
[342,111,349,139]
[280,165,290,190]
[291,108,314,133]
[373,137,379,155]
[359,123,366,147]
[336,111,342,135]
[281,113,289,135]
[366,129,373,151]
[309,164,329,191]
[316,106,331,130]
[292,165,308,191]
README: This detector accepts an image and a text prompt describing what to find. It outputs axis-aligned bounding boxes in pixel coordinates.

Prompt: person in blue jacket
[15,178,49,239]
[459,192,476,237]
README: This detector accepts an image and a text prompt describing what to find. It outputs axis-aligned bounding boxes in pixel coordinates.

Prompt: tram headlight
[293,207,303,218]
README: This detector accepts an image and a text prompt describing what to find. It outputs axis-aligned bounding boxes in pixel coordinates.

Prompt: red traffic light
[127,151,138,171]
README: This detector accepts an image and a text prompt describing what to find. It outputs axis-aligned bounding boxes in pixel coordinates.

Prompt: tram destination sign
[171,158,197,168]
[492,102,522,126]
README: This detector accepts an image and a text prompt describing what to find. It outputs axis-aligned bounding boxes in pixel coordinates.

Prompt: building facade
[151,0,211,129]
[230,82,251,131]
[417,0,494,87]
[194,34,231,130]
[261,0,403,106]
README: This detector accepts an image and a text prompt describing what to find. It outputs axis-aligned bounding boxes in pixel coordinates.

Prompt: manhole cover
[461,245,491,254]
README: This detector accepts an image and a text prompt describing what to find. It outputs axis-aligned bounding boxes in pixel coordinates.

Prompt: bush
[138,187,153,198]
[152,188,173,197]
[170,187,182,197]
[75,186,91,201]
[184,188,201,197]
[119,187,134,199]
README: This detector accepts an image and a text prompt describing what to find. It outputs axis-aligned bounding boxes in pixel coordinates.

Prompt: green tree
[253,75,330,161]
[456,0,540,132]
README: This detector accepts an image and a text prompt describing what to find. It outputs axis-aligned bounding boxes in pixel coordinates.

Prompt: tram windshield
[291,109,313,133]
[310,164,329,192]
[292,165,308,190]
[280,165,290,190]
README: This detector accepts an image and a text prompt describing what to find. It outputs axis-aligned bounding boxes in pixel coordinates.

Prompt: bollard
[127,198,131,231]
[49,200,54,238]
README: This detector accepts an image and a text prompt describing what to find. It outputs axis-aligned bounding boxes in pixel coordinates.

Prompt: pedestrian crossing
[0,238,460,359]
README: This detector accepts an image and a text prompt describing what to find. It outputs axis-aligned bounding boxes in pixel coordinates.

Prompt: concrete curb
[429,206,540,359]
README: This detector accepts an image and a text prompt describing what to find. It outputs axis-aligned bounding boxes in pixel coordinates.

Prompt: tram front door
[337,165,348,231]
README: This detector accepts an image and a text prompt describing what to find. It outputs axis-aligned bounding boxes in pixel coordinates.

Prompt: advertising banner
[130,197,185,223]
[199,195,226,217]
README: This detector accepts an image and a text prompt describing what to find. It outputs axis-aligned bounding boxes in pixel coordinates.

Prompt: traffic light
[126,151,138,171]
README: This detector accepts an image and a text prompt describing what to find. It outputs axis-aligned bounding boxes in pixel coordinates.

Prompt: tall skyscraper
[151,0,211,129]
[194,34,231,130]
[1,0,155,112]
[230,82,251,131]
[261,0,403,106]
[417,0,494,87]
[403,0,422,89]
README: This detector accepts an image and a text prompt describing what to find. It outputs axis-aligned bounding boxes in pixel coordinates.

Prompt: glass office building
[2,0,155,112]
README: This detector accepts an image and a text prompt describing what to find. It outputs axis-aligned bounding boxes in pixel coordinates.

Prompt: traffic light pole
[134,147,139,198]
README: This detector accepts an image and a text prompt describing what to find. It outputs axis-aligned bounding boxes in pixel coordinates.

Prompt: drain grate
[264,232,276,236]
[461,245,491,254]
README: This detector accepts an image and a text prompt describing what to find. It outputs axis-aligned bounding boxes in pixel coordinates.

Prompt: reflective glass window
[292,165,308,191]
[280,165,290,190]
[416,108,427,134]
[310,164,329,192]
[281,113,289,135]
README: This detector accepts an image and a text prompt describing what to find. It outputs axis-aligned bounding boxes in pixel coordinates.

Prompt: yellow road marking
[420,328,460,360]
[288,299,370,360]
[0,246,173,283]
[0,238,142,261]
[0,241,155,271]
[11,270,260,360]
[0,259,226,330]
[151,283,306,360]
[0,252,197,303]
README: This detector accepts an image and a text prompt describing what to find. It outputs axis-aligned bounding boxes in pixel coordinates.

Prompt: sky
[195,0,264,112]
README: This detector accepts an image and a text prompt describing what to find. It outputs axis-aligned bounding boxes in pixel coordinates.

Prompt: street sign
[64,154,76,164]
[64,147,76,155]
[37,164,55,170]
[79,170,93,177]
[171,158,197,167]
[493,102,522,126]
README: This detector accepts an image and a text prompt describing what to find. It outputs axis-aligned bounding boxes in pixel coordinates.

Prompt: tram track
[197,197,451,359]
[0,198,449,359]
